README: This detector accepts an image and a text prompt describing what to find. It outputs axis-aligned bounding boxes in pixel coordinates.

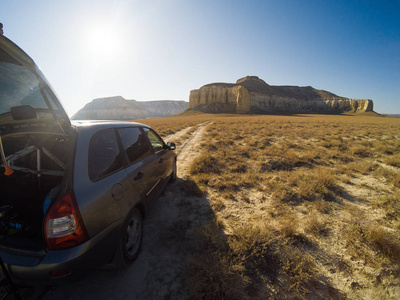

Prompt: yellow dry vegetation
[149,112,400,299]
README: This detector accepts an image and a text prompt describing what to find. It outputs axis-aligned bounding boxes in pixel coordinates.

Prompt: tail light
[45,190,89,250]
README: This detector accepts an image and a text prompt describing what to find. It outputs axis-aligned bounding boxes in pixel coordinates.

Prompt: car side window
[118,127,152,164]
[144,128,165,153]
[89,129,122,181]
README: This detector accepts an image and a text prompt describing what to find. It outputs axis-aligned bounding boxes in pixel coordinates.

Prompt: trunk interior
[0,131,70,250]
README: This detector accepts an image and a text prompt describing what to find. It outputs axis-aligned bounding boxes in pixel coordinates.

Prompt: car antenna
[0,134,14,176]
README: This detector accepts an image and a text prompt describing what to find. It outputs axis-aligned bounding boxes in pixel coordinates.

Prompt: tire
[121,208,143,264]
[169,159,177,183]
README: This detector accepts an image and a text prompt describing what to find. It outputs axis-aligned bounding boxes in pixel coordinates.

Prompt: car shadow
[37,176,233,299]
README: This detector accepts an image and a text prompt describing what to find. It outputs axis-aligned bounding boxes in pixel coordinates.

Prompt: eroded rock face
[72,96,189,120]
[189,76,374,114]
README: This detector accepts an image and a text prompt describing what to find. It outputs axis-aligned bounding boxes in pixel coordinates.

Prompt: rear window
[118,127,152,165]
[89,129,122,180]
[0,62,58,114]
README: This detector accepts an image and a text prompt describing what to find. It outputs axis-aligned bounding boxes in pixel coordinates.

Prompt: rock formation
[72,96,189,120]
[189,76,374,114]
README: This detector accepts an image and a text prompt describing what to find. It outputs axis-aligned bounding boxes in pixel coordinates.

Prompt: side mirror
[167,142,176,150]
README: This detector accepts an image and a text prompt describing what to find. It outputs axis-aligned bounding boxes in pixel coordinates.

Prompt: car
[0,34,176,286]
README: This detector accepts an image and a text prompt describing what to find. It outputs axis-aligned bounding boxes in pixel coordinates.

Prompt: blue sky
[1,0,399,115]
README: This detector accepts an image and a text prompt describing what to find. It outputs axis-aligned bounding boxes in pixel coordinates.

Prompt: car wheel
[169,159,177,183]
[121,208,143,264]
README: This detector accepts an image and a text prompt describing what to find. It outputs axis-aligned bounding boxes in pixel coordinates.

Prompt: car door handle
[134,172,144,181]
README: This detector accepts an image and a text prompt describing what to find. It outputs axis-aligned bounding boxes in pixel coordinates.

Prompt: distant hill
[72,96,189,120]
[383,114,400,118]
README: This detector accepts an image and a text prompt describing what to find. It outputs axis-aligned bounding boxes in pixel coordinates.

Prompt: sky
[1,0,399,116]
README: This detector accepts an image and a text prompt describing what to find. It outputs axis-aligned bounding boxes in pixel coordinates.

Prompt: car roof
[72,120,149,129]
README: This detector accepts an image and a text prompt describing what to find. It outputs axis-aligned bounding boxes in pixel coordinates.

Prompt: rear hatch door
[0,35,70,133]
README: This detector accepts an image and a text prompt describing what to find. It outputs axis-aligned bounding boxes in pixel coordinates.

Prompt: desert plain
[43,112,400,300]
[141,111,400,299]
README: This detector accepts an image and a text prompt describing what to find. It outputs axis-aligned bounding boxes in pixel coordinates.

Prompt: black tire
[121,208,143,264]
[169,159,177,183]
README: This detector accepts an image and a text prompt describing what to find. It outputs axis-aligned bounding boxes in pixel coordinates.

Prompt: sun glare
[83,24,124,63]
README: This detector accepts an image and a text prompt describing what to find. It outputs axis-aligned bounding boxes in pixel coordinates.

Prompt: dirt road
[28,122,212,299]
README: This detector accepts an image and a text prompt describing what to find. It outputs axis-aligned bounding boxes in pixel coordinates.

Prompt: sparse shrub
[320,139,341,149]
[290,168,336,201]
[271,182,296,202]
[385,154,400,168]
[304,214,330,236]
[312,199,333,214]
[375,167,400,187]
[348,160,378,175]
[373,141,394,155]
[241,171,260,188]
[342,222,365,255]
[222,191,236,201]
[394,173,400,188]
[212,199,225,211]
[194,173,212,185]
[317,168,337,190]
[350,145,370,157]
[278,213,298,238]
[365,225,400,262]
[186,220,249,300]
[371,195,400,222]
[339,174,352,184]
[241,150,251,158]
[343,221,400,264]
[284,149,300,164]
[229,225,275,258]
[190,153,223,174]
[231,163,247,173]
[261,159,292,171]
[301,149,320,163]
[336,258,352,275]
[186,250,249,300]
[281,245,317,296]
[296,176,322,200]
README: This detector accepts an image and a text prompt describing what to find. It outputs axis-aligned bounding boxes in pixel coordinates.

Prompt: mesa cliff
[189,76,374,114]
[72,96,189,120]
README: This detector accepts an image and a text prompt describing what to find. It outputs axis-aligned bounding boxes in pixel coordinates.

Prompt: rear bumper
[0,218,123,287]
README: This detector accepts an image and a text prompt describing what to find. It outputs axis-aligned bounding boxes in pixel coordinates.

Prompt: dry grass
[385,154,400,168]
[163,113,400,299]
[304,214,330,237]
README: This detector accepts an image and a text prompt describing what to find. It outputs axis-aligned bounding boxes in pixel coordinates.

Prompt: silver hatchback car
[0,35,176,286]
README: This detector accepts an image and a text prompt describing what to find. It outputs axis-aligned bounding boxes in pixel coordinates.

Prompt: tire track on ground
[172,122,212,178]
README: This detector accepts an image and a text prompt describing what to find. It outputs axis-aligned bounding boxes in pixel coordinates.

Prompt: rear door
[81,128,137,238]
[117,127,159,208]
[142,128,174,197]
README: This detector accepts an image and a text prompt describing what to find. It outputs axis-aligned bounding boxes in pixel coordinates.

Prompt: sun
[83,24,124,63]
